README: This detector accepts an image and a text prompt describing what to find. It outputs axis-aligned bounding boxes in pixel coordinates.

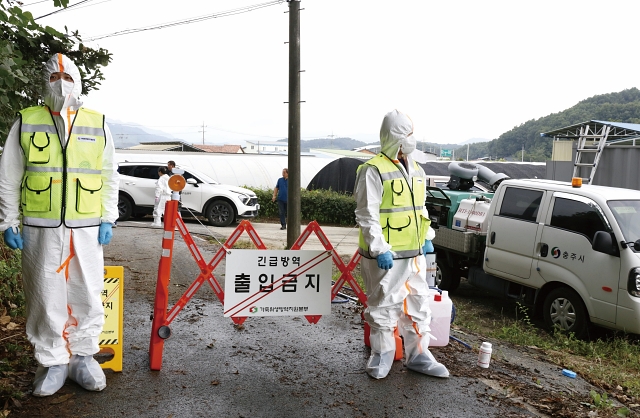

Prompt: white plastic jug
[466,200,491,235]
[452,199,475,231]
[428,290,452,347]
[425,253,437,287]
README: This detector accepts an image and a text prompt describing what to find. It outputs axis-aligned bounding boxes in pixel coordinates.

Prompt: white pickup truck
[428,164,640,339]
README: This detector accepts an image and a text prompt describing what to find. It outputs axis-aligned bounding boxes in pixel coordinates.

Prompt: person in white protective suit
[354,109,449,380]
[151,166,171,227]
[0,54,119,396]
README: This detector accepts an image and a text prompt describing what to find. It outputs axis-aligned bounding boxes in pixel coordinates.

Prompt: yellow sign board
[99,266,124,372]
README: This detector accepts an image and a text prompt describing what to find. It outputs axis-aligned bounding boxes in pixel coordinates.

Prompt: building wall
[244,142,288,154]
[546,145,640,191]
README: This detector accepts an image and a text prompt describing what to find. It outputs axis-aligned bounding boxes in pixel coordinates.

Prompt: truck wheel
[206,200,235,227]
[435,260,461,292]
[543,287,589,339]
[118,195,133,221]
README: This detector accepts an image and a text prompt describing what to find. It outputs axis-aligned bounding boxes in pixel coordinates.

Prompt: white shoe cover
[406,350,450,378]
[68,355,107,391]
[33,364,68,397]
[366,350,395,379]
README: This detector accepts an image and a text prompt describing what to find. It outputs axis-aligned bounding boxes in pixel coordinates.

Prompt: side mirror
[186,178,197,185]
[592,231,618,256]
[621,239,640,252]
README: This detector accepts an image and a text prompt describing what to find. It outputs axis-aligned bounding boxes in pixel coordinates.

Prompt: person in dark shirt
[167,160,176,176]
[272,168,288,230]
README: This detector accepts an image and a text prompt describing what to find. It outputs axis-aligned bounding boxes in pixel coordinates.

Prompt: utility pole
[328,132,336,148]
[521,144,524,162]
[199,122,207,145]
[467,143,469,161]
[287,0,301,248]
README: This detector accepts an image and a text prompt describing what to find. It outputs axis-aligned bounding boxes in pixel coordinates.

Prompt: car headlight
[231,191,251,205]
[628,268,640,297]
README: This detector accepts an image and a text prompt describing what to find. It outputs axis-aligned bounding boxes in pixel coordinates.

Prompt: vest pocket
[76,178,102,214]
[28,132,51,164]
[390,179,411,206]
[24,176,52,212]
[382,215,412,247]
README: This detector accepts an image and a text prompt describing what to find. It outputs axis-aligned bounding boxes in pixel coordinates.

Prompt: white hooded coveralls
[0,54,119,367]
[354,110,440,372]
[153,174,171,225]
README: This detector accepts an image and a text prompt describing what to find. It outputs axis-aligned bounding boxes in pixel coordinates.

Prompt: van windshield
[608,200,640,245]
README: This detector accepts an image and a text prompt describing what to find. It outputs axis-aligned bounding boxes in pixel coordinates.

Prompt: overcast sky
[23,0,640,145]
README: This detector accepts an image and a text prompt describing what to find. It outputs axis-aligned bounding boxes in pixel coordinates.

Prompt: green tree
[0,0,112,145]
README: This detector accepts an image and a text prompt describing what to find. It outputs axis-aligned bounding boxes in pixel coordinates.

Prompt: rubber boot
[68,355,107,391]
[33,364,68,397]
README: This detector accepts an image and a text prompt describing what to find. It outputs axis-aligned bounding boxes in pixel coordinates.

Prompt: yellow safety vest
[19,106,106,228]
[358,153,429,259]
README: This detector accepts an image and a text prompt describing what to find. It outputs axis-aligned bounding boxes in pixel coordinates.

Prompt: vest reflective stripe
[379,171,406,181]
[71,125,104,136]
[358,153,427,259]
[19,106,106,228]
[21,124,57,134]
[380,205,425,213]
[26,166,63,173]
[21,217,62,227]
[22,216,102,227]
[67,167,102,174]
[66,217,102,227]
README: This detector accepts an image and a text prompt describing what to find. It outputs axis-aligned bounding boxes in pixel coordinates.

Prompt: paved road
[13,219,605,418]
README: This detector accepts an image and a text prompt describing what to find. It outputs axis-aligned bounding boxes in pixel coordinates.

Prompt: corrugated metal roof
[541,120,640,142]
[127,144,180,151]
[310,148,374,159]
[128,142,204,152]
[193,144,244,153]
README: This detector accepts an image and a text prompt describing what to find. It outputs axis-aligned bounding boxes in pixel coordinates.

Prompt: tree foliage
[0,0,111,144]
[464,88,640,161]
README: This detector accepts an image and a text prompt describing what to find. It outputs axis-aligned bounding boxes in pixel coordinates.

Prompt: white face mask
[400,135,416,155]
[49,79,75,97]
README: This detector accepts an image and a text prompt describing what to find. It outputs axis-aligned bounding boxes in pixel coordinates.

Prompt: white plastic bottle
[477,342,492,368]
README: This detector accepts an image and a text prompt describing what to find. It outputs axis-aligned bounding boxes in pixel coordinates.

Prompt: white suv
[117,162,260,227]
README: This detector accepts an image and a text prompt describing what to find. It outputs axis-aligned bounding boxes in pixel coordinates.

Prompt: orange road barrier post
[149,176,184,371]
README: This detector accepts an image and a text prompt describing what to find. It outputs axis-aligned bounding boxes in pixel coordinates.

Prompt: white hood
[379,109,413,160]
[43,53,83,111]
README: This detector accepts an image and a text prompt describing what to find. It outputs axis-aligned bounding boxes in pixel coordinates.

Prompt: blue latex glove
[3,227,23,250]
[422,239,434,254]
[98,223,113,245]
[376,251,394,270]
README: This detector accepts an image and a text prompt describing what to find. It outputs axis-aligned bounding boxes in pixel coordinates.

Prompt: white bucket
[428,290,452,347]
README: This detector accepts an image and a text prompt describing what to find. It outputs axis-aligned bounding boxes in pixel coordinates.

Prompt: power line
[34,0,96,20]
[19,0,50,6]
[85,0,284,42]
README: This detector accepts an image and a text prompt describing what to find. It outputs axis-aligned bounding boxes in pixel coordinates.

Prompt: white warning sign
[223,250,332,317]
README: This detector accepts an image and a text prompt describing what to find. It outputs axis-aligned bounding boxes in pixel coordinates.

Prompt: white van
[430,178,640,338]
[483,179,640,337]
